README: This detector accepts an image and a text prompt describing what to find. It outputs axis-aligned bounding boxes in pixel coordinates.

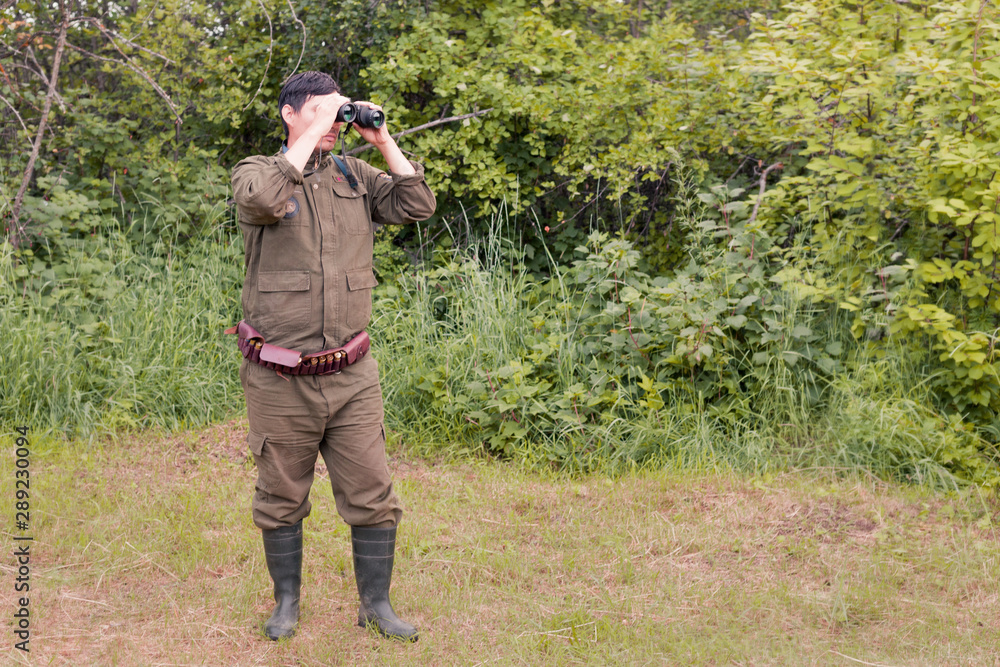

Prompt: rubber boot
[261,521,302,640]
[351,525,419,642]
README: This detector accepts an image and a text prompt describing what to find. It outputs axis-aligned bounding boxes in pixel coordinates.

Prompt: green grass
[0,219,244,435]
[367,222,998,487]
[1,425,997,665]
[2,205,996,486]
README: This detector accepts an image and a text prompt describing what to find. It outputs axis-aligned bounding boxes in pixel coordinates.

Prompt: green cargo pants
[239,354,402,530]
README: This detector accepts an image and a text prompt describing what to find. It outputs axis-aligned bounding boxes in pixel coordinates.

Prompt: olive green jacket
[232,150,435,352]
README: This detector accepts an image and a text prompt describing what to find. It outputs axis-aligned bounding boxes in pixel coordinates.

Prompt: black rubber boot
[261,521,302,640]
[351,525,418,642]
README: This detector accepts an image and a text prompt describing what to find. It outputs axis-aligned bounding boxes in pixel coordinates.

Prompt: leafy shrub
[372,191,999,487]
[0,213,243,435]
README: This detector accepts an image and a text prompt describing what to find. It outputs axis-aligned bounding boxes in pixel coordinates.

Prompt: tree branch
[81,23,182,122]
[26,47,68,111]
[9,12,69,245]
[123,0,162,42]
[244,0,273,111]
[65,41,182,123]
[346,108,494,156]
[73,17,177,66]
[283,0,307,80]
[746,161,783,225]
[0,90,32,147]
[889,217,909,242]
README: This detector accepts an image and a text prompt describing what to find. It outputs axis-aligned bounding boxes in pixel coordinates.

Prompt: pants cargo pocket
[247,430,271,492]
[247,430,267,456]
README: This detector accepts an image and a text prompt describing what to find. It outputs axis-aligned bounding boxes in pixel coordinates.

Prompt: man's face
[284,93,344,151]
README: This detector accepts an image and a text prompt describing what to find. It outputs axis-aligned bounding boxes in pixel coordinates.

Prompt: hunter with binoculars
[228,70,436,642]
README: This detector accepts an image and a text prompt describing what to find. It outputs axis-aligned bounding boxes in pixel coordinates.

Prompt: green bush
[3,0,998,489]
[371,188,999,488]
[2,190,995,488]
[0,214,243,435]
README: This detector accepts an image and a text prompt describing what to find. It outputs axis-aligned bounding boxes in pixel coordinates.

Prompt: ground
[1,420,998,665]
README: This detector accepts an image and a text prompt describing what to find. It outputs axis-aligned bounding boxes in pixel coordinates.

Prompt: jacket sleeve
[231,154,304,226]
[350,158,437,225]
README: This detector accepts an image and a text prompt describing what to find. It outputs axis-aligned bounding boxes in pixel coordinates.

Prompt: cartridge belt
[224,320,370,376]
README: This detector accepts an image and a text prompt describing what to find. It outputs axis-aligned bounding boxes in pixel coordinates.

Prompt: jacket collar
[280,142,334,172]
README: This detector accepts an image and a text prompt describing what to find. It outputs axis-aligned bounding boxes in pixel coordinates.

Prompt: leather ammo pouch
[224,320,370,375]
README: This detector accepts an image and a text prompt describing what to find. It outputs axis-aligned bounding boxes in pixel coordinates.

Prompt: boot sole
[359,618,419,642]
[264,620,298,641]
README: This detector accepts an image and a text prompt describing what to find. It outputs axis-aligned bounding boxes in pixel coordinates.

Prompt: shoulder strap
[333,155,358,190]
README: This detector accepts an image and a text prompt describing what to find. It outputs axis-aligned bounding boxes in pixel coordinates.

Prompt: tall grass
[2,202,996,488]
[369,213,997,487]
[0,211,244,436]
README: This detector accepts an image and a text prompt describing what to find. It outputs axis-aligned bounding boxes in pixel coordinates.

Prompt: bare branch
[107,32,176,66]
[86,25,182,123]
[244,0,274,112]
[65,41,182,123]
[27,47,68,111]
[72,17,177,66]
[346,108,494,156]
[10,13,69,244]
[889,217,909,242]
[124,0,162,42]
[747,161,784,225]
[0,90,33,146]
[283,0,307,80]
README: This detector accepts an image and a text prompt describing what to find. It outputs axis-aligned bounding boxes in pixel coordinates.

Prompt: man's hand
[350,102,391,147]
[351,102,415,177]
[309,93,352,138]
[284,92,353,173]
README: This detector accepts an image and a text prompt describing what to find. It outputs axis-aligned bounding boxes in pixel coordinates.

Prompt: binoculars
[335,103,385,129]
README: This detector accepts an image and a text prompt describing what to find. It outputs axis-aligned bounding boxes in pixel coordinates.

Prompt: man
[229,71,435,642]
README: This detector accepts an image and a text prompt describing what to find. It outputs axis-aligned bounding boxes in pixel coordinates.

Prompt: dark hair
[277,71,340,138]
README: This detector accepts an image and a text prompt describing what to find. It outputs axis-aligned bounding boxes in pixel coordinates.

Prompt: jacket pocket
[345,268,378,332]
[331,179,371,235]
[257,270,311,331]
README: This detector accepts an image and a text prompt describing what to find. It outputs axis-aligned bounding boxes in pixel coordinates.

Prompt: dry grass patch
[0,422,997,665]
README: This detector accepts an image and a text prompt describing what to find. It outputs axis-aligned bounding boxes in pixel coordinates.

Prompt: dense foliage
[1,0,998,485]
